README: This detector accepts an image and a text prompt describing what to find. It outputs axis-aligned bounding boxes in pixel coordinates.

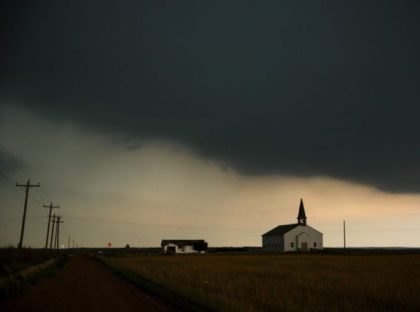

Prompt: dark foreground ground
[0,255,171,312]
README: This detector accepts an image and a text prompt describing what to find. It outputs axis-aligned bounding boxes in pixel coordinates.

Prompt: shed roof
[161,239,205,247]
[262,223,300,236]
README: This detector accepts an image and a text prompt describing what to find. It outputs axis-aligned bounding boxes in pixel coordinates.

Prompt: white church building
[262,199,323,252]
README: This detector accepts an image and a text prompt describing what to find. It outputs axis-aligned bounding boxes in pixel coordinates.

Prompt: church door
[297,232,310,252]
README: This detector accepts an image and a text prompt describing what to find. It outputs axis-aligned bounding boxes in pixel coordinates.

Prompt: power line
[28,193,44,206]
[63,215,266,233]
[0,166,51,202]
[36,185,51,200]
[0,170,18,185]
[0,216,46,221]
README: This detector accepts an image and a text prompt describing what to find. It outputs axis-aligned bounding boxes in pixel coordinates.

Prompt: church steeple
[297,198,307,225]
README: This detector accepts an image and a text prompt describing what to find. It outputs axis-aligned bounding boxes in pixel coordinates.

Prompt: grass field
[0,248,53,279]
[0,248,66,301]
[107,253,420,311]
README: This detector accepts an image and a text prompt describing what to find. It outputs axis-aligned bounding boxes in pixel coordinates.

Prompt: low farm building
[161,239,208,254]
[262,199,323,252]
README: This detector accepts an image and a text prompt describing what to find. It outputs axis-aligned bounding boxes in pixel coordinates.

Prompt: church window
[290,242,294,248]
[314,242,317,247]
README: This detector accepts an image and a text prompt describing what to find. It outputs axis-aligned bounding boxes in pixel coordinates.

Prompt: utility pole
[67,234,71,249]
[50,214,56,250]
[16,179,40,248]
[43,202,59,248]
[55,216,63,250]
[343,220,346,251]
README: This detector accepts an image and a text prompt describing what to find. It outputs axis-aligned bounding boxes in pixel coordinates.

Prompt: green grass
[106,254,420,312]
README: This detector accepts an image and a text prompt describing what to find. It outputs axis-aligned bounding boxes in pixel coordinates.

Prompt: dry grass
[0,248,67,301]
[108,254,420,312]
[0,248,53,279]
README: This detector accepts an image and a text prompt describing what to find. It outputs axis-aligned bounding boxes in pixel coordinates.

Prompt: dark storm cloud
[1,1,420,193]
[0,146,22,181]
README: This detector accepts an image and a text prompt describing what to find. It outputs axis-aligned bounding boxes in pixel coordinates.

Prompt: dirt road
[1,255,172,312]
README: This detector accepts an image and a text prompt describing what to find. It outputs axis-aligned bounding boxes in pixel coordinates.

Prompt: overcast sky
[1,1,420,248]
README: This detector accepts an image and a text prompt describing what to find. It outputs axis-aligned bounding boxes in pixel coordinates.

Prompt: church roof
[262,223,300,236]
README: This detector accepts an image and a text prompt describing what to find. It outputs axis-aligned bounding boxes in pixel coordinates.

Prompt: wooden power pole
[16,179,40,248]
[55,216,63,250]
[343,220,346,251]
[50,214,56,250]
[43,202,59,248]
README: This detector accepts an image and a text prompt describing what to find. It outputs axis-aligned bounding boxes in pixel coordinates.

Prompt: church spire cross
[297,198,307,225]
